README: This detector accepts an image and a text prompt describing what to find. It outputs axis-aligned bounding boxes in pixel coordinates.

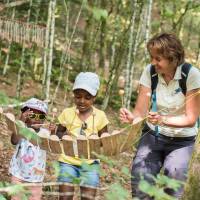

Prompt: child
[9,98,53,200]
[56,72,109,200]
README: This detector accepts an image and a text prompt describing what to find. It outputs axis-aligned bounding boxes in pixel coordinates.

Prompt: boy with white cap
[9,98,52,200]
[56,72,109,200]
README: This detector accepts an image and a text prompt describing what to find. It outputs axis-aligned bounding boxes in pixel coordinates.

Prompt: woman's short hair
[147,33,185,66]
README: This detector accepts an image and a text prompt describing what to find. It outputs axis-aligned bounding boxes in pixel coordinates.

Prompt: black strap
[179,62,192,95]
[150,65,158,95]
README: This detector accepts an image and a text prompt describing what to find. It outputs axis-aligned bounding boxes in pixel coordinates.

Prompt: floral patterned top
[9,128,50,182]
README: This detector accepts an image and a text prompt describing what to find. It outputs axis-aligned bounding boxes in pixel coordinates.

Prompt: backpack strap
[150,65,160,137]
[179,62,192,95]
[150,65,158,95]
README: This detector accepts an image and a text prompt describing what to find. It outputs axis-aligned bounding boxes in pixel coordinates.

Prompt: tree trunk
[16,0,32,99]
[144,0,153,64]
[101,36,116,110]
[124,1,143,109]
[45,0,56,101]
[99,15,107,71]
[124,0,137,109]
[196,22,200,65]
[185,15,193,47]
[42,0,52,87]
[80,0,96,71]
[182,129,200,200]
[2,8,15,75]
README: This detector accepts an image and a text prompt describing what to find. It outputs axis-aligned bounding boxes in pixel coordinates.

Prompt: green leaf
[0,194,6,200]
[16,121,40,142]
[105,183,129,200]
[155,174,183,191]
[92,152,116,167]
[121,167,130,176]
[92,7,108,21]
[0,92,20,107]
[52,161,60,177]
[138,175,181,200]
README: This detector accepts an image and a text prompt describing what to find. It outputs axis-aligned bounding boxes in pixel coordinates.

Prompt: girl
[56,72,109,200]
[9,98,53,200]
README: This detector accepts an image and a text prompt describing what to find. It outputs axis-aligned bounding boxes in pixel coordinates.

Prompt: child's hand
[119,108,134,124]
[20,109,33,122]
[48,123,57,134]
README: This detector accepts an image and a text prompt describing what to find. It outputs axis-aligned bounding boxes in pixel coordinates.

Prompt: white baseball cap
[21,98,48,114]
[73,72,100,96]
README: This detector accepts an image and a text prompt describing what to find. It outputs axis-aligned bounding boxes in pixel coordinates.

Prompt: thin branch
[0,0,30,10]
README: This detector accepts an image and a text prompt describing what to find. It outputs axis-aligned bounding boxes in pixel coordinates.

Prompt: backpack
[150,62,200,129]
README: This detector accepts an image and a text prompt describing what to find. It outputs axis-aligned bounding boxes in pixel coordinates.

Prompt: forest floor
[0,74,135,200]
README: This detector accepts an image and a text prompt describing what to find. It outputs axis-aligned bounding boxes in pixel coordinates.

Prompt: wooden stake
[119,89,125,107]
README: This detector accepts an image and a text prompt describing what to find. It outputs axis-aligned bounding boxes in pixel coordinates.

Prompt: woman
[120,33,200,199]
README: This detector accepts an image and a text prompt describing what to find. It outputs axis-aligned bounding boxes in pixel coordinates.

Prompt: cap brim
[73,84,96,96]
[21,105,47,114]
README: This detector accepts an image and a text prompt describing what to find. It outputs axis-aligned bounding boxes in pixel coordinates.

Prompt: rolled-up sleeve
[187,67,200,91]
[139,64,151,88]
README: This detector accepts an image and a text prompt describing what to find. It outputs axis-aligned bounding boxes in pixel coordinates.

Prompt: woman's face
[149,48,176,75]
[73,89,95,113]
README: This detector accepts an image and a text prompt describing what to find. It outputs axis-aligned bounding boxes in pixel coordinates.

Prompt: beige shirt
[140,64,200,137]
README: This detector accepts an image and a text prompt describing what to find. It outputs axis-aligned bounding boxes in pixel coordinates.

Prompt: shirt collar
[158,64,183,83]
[173,64,183,80]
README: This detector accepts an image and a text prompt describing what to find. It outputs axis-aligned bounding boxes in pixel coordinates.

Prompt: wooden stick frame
[0,17,46,47]
[2,108,142,158]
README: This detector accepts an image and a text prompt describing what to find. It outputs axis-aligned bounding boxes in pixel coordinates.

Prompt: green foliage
[0,182,29,200]
[105,182,129,200]
[153,174,183,191]
[81,0,108,21]
[121,166,131,178]
[92,152,117,167]
[52,161,60,177]
[164,7,174,19]
[91,7,108,21]
[0,92,20,106]
[16,121,40,142]
[0,194,6,200]
[108,90,137,110]
[138,174,183,200]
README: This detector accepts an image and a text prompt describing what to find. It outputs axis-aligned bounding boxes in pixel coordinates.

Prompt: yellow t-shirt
[58,106,109,166]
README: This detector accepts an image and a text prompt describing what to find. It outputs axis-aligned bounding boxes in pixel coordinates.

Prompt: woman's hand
[147,111,163,125]
[119,108,134,124]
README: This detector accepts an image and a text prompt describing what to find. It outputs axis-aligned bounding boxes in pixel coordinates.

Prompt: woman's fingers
[147,112,161,125]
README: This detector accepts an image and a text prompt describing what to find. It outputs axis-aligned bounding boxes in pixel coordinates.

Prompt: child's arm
[98,125,108,137]
[11,110,30,145]
[11,132,20,145]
